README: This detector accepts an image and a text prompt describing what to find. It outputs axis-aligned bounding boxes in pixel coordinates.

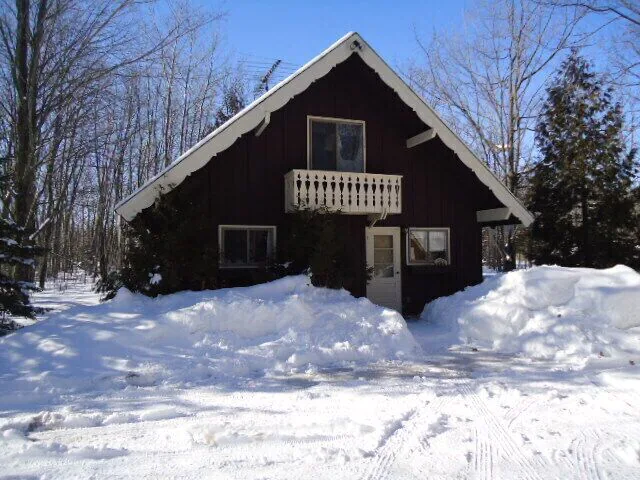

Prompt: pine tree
[115,189,218,298]
[214,81,246,128]
[529,51,639,269]
[0,157,43,333]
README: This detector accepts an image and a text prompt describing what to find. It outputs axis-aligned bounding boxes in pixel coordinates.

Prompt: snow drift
[0,276,419,398]
[422,265,640,366]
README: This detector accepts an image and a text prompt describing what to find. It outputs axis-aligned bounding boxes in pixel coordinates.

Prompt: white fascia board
[115,31,534,227]
[476,207,511,223]
[406,128,436,148]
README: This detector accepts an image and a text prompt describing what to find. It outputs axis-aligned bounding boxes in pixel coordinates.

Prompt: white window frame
[218,225,277,269]
[306,115,367,172]
[406,227,451,266]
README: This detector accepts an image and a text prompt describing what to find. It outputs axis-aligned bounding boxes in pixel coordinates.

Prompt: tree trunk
[581,189,591,266]
[13,0,34,281]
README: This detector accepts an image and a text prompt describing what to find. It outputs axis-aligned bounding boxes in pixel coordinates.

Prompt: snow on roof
[115,32,534,226]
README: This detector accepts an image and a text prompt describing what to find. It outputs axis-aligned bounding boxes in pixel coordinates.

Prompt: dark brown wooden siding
[140,54,505,315]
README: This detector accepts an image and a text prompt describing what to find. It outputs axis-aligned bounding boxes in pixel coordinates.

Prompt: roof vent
[350,40,362,51]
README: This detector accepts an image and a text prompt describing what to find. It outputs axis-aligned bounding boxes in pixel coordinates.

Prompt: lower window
[407,228,450,266]
[219,225,276,267]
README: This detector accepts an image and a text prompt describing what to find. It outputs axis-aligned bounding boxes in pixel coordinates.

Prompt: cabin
[115,32,534,315]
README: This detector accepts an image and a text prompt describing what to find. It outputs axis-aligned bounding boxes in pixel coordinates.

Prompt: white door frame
[365,226,402,311]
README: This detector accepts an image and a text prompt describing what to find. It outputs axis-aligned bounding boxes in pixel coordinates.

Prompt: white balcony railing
[284,169,402,215]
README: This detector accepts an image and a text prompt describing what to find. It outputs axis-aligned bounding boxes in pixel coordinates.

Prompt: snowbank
[0,276,419,399]
[422,265,640,367]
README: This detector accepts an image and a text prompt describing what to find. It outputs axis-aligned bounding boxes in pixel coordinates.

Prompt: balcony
[284,169,402,215]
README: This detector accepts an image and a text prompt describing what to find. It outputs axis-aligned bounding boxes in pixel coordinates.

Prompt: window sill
[406,264,453,274]
[306,168,366,174]
[219,265,266,269]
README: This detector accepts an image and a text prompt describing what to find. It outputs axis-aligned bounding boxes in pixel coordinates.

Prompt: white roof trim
[477,207,511,223]
[115,32,534,227]
[406,128,436,148]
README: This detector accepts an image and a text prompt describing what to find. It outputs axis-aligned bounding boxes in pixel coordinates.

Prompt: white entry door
[365,227,402,311]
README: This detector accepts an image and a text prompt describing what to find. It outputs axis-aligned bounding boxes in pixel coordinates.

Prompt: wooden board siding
[138,54,505,314]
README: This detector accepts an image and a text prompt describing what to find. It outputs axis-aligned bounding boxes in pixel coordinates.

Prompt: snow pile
[422,265,640,366]
[0,276,418,398]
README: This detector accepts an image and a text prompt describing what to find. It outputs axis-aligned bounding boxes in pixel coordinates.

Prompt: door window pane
[374,235,393,248]
[374,248,393,264]
[374,264,394,278]
[373,234,394,278]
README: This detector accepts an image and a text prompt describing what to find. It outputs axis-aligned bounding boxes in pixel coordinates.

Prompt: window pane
[409,231,429,263]
[337,123,364,172]
[429,230,448,264]
[408,229,449,265]
[429,231,447,252]
[374,234,393,248]
[311,121,336,170]
[249,230,271,264]
[223,229,247,265]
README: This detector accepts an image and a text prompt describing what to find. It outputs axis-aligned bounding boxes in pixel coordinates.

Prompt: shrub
[117,190,218,297]
[282,207,371,290]
[95,270,122,301]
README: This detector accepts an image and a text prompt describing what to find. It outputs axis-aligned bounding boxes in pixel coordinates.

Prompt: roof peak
[115,32,533,226]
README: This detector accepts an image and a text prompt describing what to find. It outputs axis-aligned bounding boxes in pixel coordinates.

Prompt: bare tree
[538,1,640,140]
[544,1,638,26]
[408,0,585,269]
[0,0,222,281]
[0,0,232,287]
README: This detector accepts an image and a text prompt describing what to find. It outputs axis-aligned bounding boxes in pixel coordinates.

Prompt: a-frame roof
[115,32,534,226]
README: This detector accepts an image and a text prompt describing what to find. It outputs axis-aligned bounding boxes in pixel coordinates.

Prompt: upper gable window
[308,116,365,172]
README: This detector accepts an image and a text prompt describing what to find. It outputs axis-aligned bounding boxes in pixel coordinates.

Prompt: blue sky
[220,0,470,71]
[216,1,615,90]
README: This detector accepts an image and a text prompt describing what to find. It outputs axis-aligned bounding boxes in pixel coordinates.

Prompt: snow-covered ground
[424,265,640,367]
[1,268,640,479]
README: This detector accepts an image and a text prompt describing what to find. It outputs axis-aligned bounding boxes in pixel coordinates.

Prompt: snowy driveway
[1,280,640,479]
[3,343,640,478]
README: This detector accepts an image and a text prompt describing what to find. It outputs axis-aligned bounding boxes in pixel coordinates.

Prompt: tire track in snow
[407,396,448,478]
[571,430,603,480]
[360,407,418,480]
[360,394,447,480]
[458,381,546,480]
[414,397,447,453]
[589,430,608,480]
[505,396,539,429]
[473,426,494,480]
[551,447,575,473]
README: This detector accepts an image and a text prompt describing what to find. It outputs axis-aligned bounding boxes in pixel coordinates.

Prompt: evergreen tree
[529,51,639,269]
[213,81,246,128]
[282,207,372,290]
[0,157,43,333]
[111,189,218,299]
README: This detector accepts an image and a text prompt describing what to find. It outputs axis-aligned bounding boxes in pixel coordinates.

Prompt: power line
[237,52,297,67]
